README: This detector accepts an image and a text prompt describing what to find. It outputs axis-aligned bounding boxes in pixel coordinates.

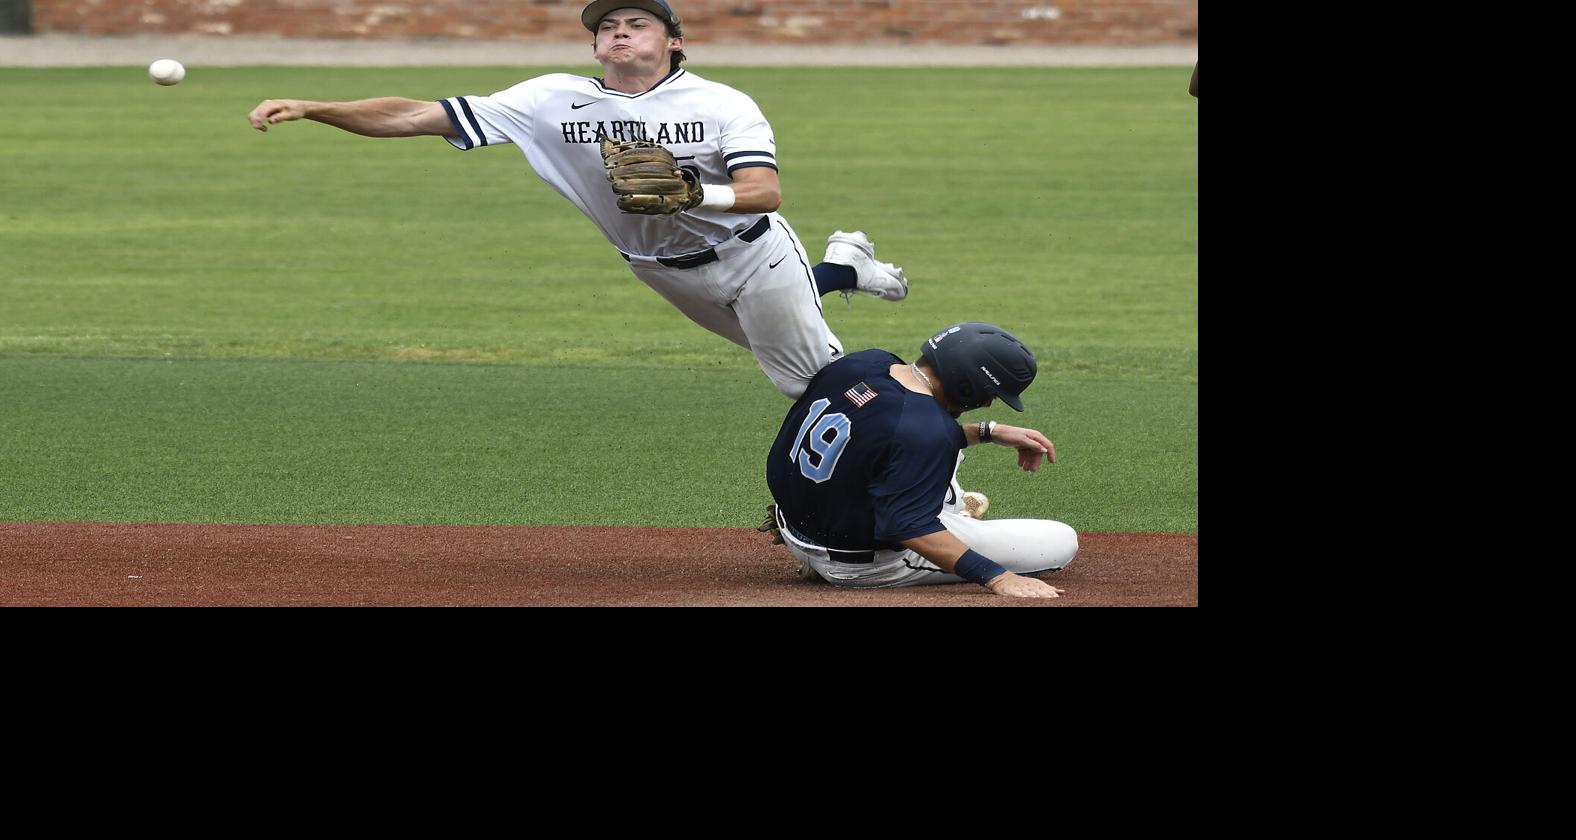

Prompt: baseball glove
[601,137,703,215]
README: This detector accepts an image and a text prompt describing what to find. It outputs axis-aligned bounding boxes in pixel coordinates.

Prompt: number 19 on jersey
[787,398,851,482]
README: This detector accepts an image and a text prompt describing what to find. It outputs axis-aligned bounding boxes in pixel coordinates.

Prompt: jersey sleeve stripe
[439,97,484,150]
[455,97,488,147]
[438,98,473,150]
[727,160,779,174]
[724,150,775,162]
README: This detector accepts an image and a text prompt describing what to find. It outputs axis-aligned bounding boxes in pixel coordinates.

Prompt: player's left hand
[989,424,1057,472]
[986,572,1065,599]
[600,137,704,215]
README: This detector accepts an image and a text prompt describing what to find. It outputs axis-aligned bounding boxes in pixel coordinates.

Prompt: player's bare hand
[990,424,1056,471]
[986,572,1064,599]
[248,99,308,132]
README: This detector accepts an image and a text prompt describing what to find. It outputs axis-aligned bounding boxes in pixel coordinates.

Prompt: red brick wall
[30,1,1198,45]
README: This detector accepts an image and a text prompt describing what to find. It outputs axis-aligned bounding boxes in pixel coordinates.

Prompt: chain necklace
[910,364,936,396]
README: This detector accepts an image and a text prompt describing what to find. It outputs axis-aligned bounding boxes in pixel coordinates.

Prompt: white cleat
[960,491,991,520]
[824,230,910,302]
[797,558,824,583]
[875,261,909,300]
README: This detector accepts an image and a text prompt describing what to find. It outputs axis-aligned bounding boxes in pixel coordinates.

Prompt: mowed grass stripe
[0,356,1196,531]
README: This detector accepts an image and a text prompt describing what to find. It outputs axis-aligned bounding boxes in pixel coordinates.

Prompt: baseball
[148,59,185,86]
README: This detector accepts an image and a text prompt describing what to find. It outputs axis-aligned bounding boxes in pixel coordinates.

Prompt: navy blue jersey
[767,349,966,551]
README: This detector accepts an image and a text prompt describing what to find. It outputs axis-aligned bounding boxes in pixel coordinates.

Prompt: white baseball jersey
[440,68,778,258]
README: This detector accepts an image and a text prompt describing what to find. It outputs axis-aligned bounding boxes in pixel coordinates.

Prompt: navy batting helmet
[919,323,1037,412]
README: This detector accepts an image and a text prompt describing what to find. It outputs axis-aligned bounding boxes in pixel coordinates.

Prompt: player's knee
[1041,520,1079,570]
[774,376,808,400]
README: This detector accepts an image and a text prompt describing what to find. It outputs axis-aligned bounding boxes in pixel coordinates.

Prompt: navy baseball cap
[582,0,682,32]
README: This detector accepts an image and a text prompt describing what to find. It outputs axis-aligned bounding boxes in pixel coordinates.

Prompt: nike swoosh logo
[571,101,596,110]
[769,256,786,269]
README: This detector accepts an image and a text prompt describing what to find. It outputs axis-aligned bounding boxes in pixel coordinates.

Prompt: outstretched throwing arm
[248,97,453,138]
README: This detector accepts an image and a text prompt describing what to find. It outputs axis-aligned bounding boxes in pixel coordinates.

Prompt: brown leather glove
[600,137,704,215]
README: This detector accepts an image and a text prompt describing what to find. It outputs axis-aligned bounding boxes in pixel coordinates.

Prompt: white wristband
[698,184,736,210]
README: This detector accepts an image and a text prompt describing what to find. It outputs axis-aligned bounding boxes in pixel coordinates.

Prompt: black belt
[783,521,876,564]
[620,215,771,269]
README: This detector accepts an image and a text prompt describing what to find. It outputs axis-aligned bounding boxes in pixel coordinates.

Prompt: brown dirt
[0,35,1197,68]
[0,521,1195,606]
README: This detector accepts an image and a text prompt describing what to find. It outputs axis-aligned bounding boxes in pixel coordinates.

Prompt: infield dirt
[2,522,1196,606]
[0,35,1195,67]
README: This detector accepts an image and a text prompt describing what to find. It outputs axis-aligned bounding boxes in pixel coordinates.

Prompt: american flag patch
[844,382,878,407]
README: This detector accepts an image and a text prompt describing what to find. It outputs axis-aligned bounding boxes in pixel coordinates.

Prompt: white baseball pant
[621,212,843,399]
[776,454,1079,588]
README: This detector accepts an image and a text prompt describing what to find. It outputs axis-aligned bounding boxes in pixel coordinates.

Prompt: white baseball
[148,59,186,86]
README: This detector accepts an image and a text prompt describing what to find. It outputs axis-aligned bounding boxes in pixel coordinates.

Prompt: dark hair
[667,21,686,71]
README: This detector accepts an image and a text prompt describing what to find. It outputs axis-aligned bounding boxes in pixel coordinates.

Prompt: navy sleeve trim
[727,161,780,174]
[455,97,488,147]
[438,99,473,150]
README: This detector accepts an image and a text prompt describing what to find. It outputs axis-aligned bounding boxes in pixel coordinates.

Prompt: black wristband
[978,420,991,444]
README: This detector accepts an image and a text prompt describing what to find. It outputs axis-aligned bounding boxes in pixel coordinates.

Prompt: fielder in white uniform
[246,0,908,399]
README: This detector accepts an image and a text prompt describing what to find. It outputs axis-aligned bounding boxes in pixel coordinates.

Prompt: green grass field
[0,66,1197,531]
